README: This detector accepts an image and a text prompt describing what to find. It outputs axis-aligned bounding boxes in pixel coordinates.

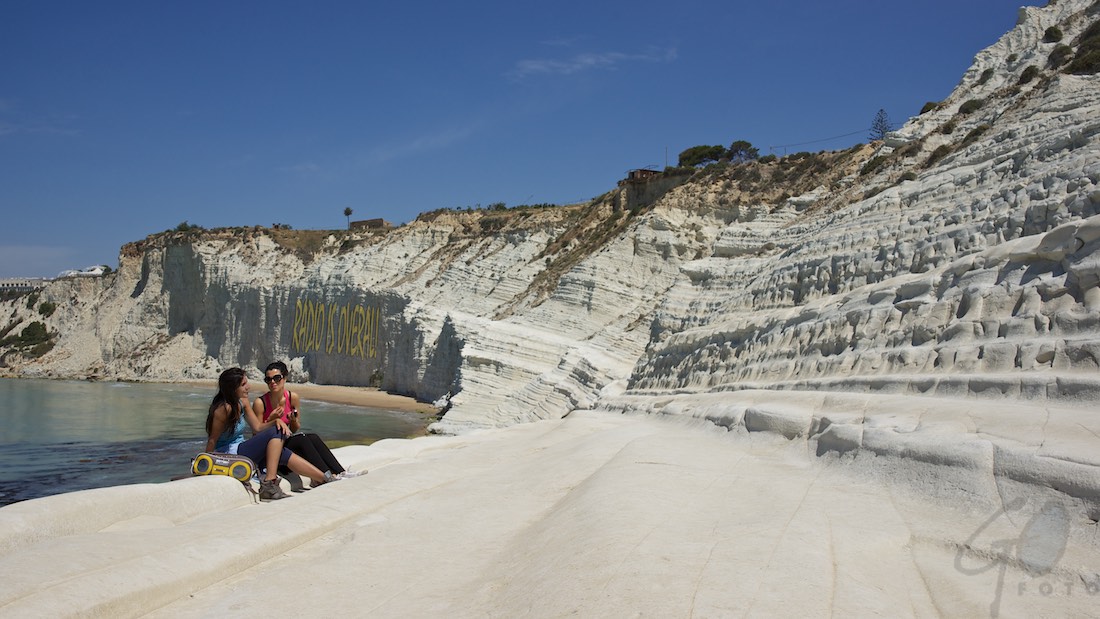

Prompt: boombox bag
[191,452,256,483]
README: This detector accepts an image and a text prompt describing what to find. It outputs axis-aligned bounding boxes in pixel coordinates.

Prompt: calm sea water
[0,378,427,507]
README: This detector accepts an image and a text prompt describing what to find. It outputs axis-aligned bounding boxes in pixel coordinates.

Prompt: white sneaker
[337,469,367,479]
[310,470,339,488]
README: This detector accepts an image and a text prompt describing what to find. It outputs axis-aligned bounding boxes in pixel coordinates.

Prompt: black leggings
[280,433,345,475]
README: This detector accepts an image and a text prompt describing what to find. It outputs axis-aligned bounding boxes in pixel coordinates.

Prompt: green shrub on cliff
[1068,49,1100,73]
[29,340,55,358]
[959,98,985,114]
[1049,44,1073,67]
[727,140,759,163]
[962,123,992,147]
[1065,20,1100,74]
[894,140,924,159]
[0,321,50,349]
[678,145,726,167]
[860,155,888,176]
[925,144,953,167]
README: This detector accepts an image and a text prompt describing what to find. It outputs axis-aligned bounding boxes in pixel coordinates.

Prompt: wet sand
[185,380,437,414]
[287,383,436,413]
[290,383,439,439]
[185,380,439,438]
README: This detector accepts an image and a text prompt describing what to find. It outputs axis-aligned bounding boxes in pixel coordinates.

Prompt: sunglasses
[263,374,284,384]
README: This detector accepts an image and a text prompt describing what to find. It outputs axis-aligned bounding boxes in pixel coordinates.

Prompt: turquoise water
[0,378,427,506]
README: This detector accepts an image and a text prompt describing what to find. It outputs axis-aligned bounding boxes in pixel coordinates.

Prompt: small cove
[0,378,428,506]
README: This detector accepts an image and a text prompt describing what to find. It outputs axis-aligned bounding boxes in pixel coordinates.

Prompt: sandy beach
[1,410,1096,617]
[279,382,438,438]
[179,380,438,439]
[285,383,437,414]
[183,380,436,413]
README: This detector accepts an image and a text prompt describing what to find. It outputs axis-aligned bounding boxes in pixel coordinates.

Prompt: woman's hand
[274,418,291,436]
[289,392,303,433]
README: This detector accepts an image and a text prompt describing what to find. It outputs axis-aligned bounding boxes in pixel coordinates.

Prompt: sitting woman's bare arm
[206,405,228,452]
[247,398,289,435]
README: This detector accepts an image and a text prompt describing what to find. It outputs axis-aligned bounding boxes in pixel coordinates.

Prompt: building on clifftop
[351,218,394,231]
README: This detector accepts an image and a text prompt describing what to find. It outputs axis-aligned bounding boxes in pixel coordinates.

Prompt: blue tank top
[214,399,249,453]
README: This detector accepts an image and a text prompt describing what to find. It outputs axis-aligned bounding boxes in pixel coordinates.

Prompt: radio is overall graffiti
[291,298,380,358]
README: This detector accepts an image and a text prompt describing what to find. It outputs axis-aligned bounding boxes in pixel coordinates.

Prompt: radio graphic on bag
[191,452,256,482]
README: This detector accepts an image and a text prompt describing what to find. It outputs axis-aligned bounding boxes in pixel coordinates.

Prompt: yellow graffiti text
[292,298,380,359]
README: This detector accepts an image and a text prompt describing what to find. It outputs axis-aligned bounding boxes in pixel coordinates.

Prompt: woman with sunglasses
[253,361,358,485]
[205,367,332,501]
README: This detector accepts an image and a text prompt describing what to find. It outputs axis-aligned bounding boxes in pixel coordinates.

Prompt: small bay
[0,378,427,506]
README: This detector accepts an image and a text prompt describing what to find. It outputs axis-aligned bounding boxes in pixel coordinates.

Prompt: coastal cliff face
[4,0,1100,493]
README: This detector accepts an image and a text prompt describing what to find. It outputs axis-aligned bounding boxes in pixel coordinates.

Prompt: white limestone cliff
[3,0,1100,511]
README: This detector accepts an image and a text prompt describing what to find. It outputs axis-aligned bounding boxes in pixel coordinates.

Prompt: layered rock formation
[4,0,1100,505]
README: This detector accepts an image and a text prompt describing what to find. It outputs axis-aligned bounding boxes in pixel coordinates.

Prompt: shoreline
[179,379,438,414]
[289,383,440,439]
[183,380,440,439]
[1,376,439,417]
[288,383,438,414]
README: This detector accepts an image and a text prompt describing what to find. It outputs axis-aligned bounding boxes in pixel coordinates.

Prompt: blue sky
[1,1,1039,278]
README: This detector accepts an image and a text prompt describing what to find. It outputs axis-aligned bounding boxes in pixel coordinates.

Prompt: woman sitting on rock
[252,361,362,484]
[205,367,331,500]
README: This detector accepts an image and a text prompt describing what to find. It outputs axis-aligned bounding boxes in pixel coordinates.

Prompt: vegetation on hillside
[677,140,760,168]
[495,196,645,318]
[0,321,55,359]
[107,6,1097,286]
[1065,18,1100,74]
[416,201,562,224]
[869,109,892,141]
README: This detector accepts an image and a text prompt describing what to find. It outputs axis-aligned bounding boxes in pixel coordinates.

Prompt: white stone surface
[1,413,1096,617]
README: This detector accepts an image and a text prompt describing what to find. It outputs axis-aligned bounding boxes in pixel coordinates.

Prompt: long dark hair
[206,367,246,435]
